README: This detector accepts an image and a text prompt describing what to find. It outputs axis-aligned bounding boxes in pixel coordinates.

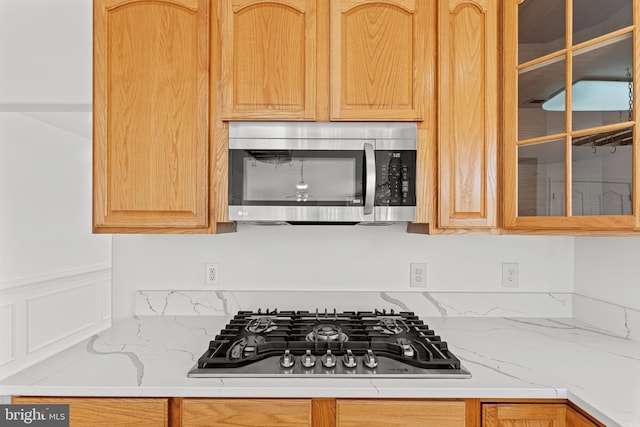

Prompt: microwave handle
[364,143,376,215]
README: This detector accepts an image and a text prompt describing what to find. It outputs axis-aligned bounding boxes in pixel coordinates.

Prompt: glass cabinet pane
[571,36,633,131]
[571,128,633,215]
[573,0,632,45]
[519,59,566,140]
[518,0,565,64]
[518,140,566,216]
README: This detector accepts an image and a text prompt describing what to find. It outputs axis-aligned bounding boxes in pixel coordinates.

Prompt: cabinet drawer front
[483,403,567,427]
[182,398,312,427]
[336,399,466,427]
[12,397,168,427]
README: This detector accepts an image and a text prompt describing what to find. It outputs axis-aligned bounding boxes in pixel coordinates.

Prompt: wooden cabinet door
[181,398,313,427]
[93,0,209,230]
[221,0,316,120]
[331,0,428,120]
[336,399,466,427]
[437,0,497,228]
[566,407,599,427]
[483,404,566,427]
[12,397,168,427]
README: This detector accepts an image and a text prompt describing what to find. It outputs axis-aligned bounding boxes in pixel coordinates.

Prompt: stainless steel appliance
[188,309,471,378]
[228,122,417,224]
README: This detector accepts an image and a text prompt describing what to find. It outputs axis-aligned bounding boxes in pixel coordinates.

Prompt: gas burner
[190,309,471,378]
[373,317,409,335]
[245,317,278,334]
[396,338,415,358]
[306,324,349,342]
[229,335,266,359]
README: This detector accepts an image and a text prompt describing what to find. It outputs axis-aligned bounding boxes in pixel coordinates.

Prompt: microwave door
[228,146,368,223]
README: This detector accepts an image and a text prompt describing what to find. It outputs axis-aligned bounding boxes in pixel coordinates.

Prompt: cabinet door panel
[566,407,598,427]
[12,397,168,427]
[181,398,312,427]
[331,0,426,120]
[336,399,466,427]
[221,0,316,120]
[483,404,566,427]
[94,0,209,229]
[438,0,497,228]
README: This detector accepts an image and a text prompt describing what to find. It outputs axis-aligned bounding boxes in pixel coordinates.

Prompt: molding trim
[0,303,16,367]
[0,263,111,292]
[0,103,91,112]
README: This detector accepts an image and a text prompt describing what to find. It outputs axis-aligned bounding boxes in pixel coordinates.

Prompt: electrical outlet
[502,263,519,288]
[205,263,220,286]
[410,263,427,288]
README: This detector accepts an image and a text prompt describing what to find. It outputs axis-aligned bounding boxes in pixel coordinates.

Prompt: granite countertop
[1,316,639,427]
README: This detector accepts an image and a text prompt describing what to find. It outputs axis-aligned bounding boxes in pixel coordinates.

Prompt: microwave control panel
[375,151,416,206]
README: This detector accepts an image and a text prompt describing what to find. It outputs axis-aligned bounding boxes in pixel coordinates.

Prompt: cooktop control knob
[363,349,378,369]
[321,350,337,368]
[279,349,295,369]
[342,349,357,369]
[301,350,316,369]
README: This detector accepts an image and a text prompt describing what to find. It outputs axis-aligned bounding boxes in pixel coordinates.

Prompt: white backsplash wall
[112,225,573,320]
[573,237,640,340]
[574,237,640,309]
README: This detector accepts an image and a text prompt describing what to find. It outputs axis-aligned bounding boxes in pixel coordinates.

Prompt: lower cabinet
[179,398,468,427]
[11,397,169,427]
[10,397,603,427]
[482,403,599,427]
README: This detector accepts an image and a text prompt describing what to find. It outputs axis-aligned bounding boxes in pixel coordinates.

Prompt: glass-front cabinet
[503,0,639,230]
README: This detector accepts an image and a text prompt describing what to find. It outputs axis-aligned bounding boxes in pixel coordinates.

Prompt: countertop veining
[1,316,639,427]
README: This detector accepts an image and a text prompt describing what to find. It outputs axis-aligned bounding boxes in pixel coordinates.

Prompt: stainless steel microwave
[228,122,417,224]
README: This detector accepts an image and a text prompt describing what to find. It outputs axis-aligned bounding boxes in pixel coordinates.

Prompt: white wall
[0,0,110,380]
[574,237,640,311]
[0,113,112,379]
[112,227,574,320]
[0,113,110,285]
[0,0,91,106]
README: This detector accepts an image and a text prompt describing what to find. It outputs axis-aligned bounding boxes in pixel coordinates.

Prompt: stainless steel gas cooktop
[188,309,471,379]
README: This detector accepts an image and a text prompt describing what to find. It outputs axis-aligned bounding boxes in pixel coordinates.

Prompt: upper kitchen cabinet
[503,0,639,231]
[437,0,498,229]
[220,0,431,122]
[93,0,210,231]
[220,0,317,120]
[331,0,429,120]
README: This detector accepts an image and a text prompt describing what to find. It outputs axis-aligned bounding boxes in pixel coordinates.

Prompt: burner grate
[194,309,467,375]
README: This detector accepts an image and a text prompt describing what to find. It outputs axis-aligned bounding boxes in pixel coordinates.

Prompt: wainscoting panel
[27,284,96,353]
[0,266,111,380]
[0,304,15,367]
